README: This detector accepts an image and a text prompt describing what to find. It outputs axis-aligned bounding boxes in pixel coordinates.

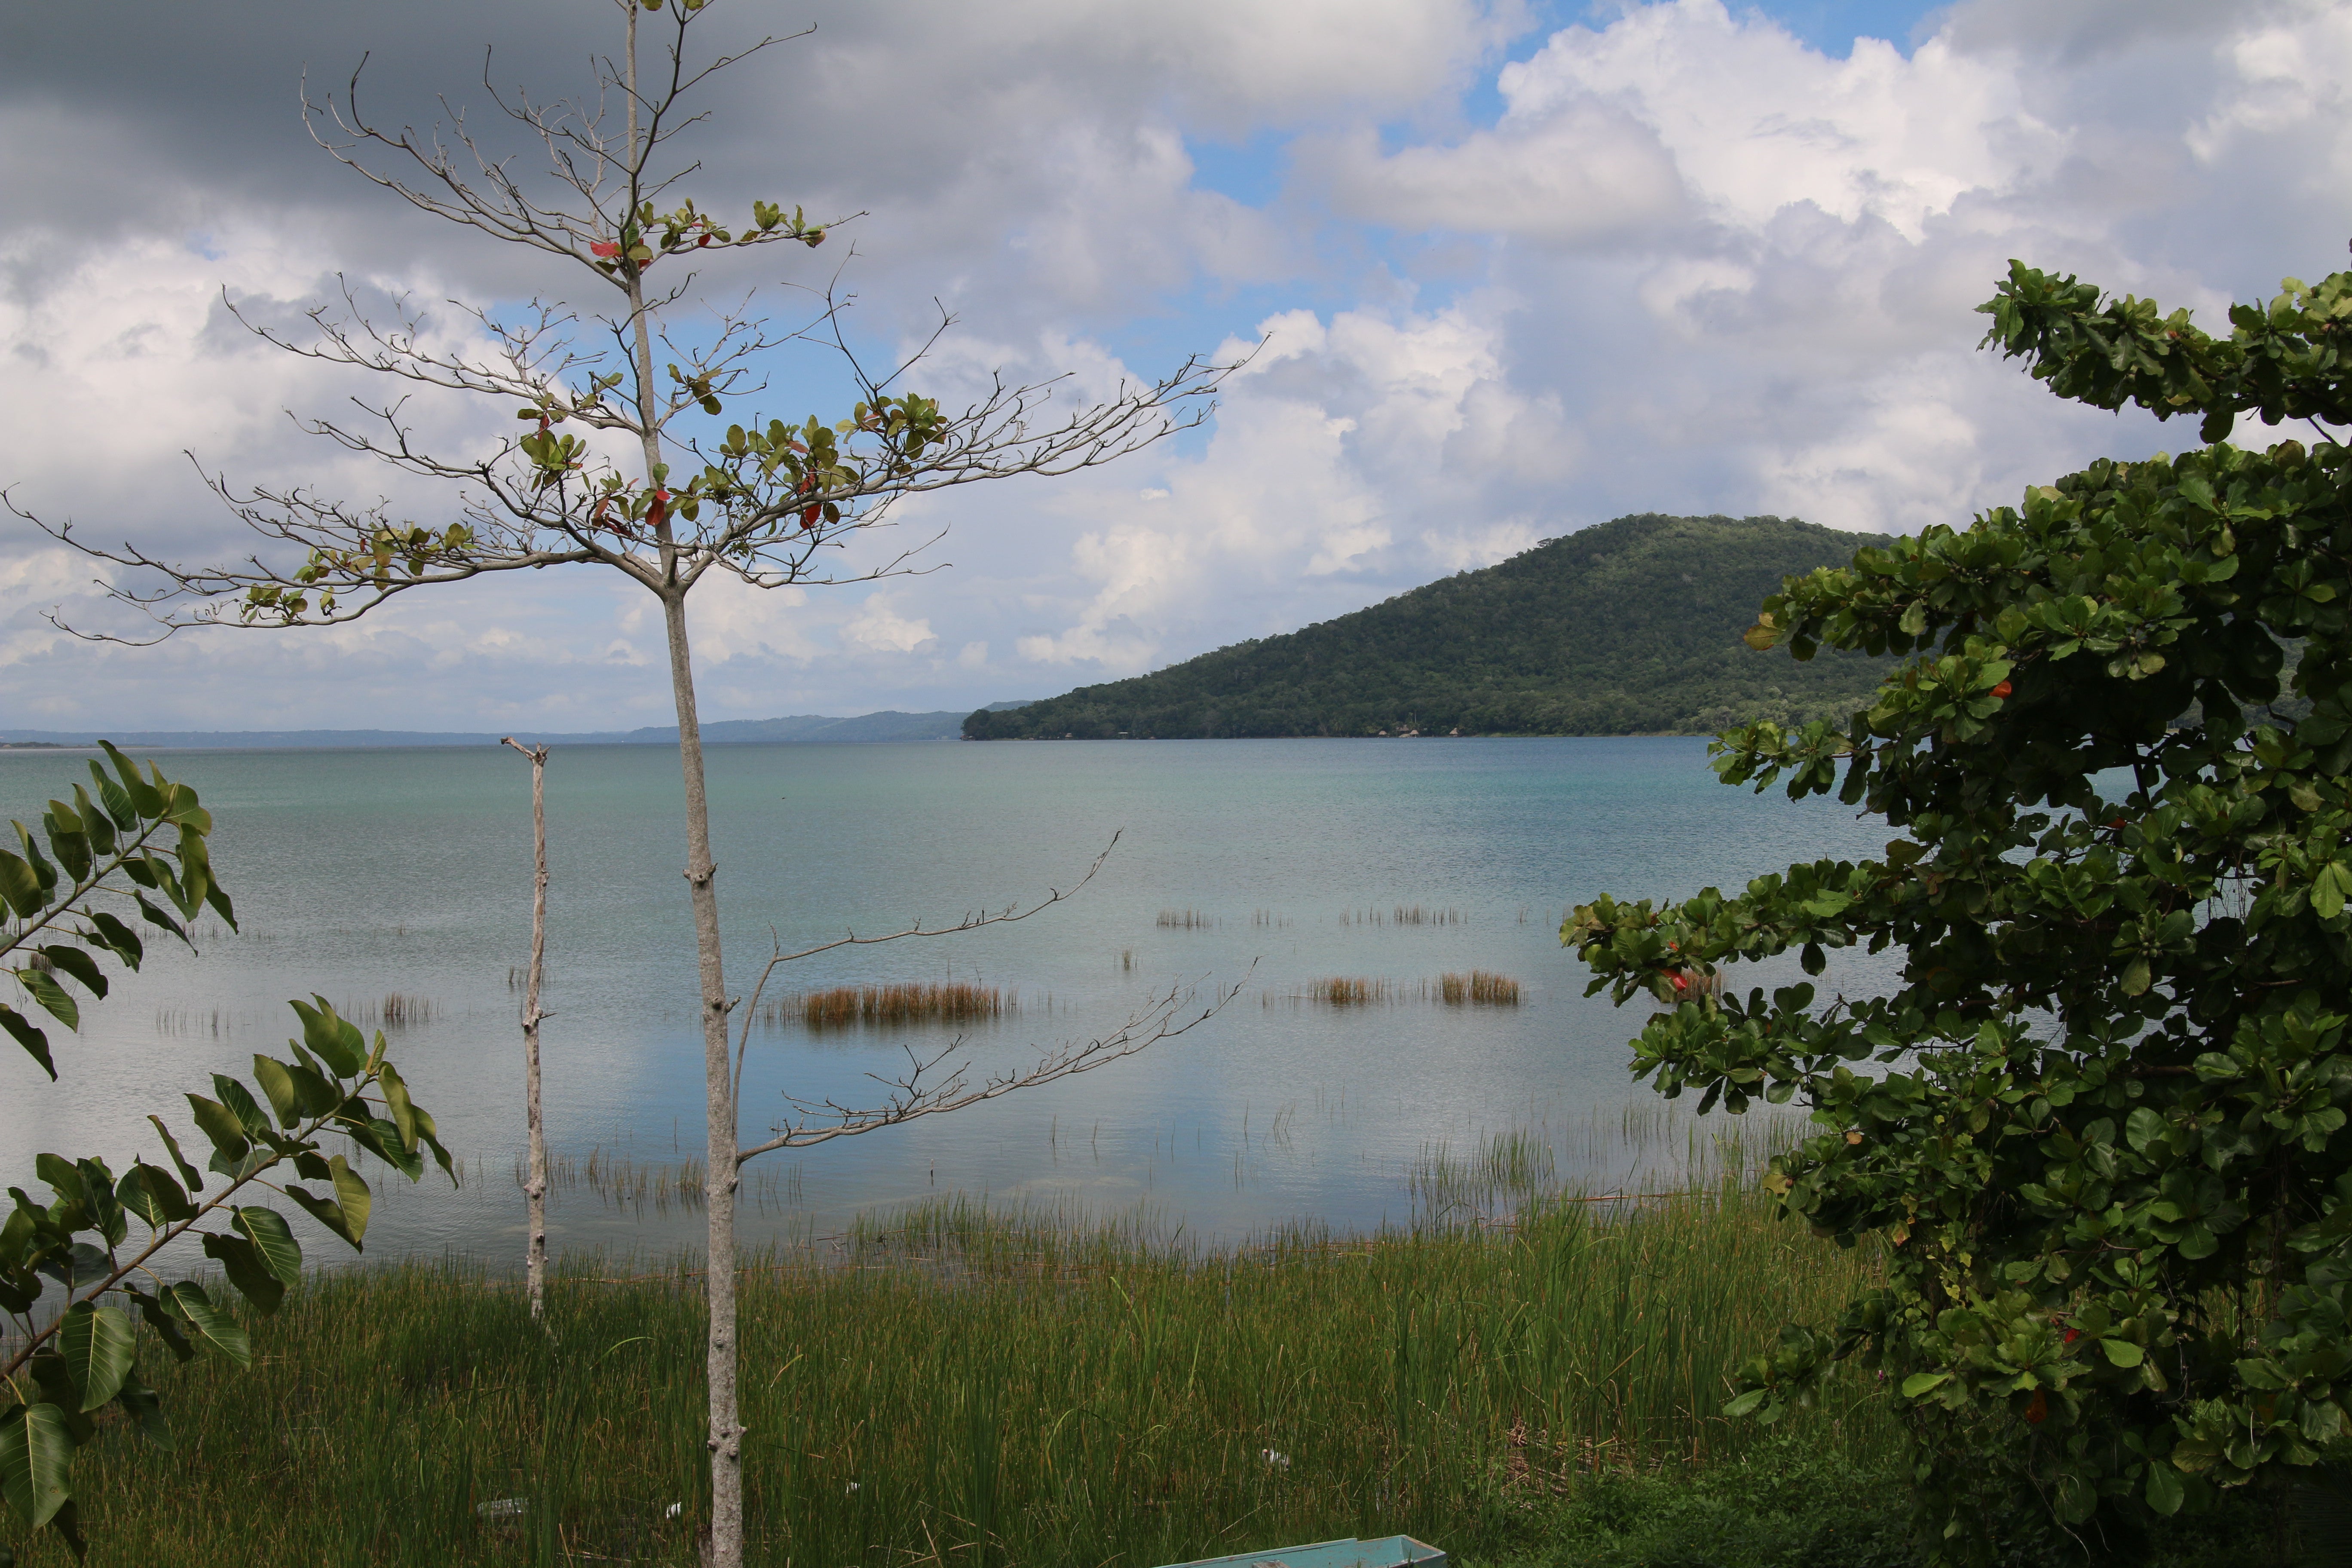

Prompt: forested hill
[963,514,1893,740]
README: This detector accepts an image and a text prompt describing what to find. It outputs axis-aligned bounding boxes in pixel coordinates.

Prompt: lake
[0,736,1895,1266]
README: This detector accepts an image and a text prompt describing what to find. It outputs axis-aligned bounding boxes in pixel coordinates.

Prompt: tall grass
[1271,974,1522,1008]
[1157,909,1215,929]
[1338,905,1465,927]
[778,982,1009,1032]
[38,1182,1889,1567]
[1437,971,1519,1006]
[338,992,441,1027]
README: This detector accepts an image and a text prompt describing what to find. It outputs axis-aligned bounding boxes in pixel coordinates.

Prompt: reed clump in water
[1311,976,1398,1006]
[1438,969,1521,1006]
[339,993,440,1027]
[1273,974,1519,1008]
[60,1176,1894,1568]
[777,981,1008,1031]
[1156,909,1213,929]
[1339,904,1464,927]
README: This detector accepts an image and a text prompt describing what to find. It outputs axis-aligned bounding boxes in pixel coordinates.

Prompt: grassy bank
[18,1176,1903,1566]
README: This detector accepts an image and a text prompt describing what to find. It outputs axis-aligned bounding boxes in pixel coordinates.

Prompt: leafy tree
[0,746,450,1561]
[9,6,1222,1562]
[1565,260,2352,1562]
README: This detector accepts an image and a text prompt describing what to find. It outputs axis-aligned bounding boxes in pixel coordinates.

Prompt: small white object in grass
[846,1481,861,1494]
[665,1502,684,1519]
[478,1497,528,1521]
[1261,1449,1290,1469]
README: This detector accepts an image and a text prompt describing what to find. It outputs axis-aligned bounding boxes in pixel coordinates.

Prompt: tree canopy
[1565,260,2352,1560]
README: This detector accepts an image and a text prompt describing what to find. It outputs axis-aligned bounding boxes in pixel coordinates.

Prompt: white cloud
[0,0,2337,726]
[842,594,938,655]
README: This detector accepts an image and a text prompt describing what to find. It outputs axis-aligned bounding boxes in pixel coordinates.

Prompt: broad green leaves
[0,749,452,1556]
[3,997,451,1552]
[0,1404,74,1530]
[0,743,228,1081]
[1567,260,2352,1562]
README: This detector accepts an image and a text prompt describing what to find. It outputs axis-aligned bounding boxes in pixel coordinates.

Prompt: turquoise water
[0,738,1894,1263]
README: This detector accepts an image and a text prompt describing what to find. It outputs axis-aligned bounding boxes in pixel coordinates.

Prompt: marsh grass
[775,982,1011,1032]
[1438,971,1520,1006]
[1272,974,1523,1009]
[31,1169,1892,1568]
[151,1005,232,1038]
[340,992,441,1028]
[1157,909,1214,929]
[516,1149,801,1216]
[1339,905,1465,927]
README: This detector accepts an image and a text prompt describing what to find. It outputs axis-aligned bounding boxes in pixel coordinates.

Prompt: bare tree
[11,5,1228,1563]
[500,738,552,1321]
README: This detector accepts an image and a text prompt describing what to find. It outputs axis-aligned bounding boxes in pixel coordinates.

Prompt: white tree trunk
[506,740,552,1319]
[660,588,744,1568]
[616,14,744,1557]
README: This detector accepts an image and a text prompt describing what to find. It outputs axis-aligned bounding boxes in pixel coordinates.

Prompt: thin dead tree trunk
[501,737,552,1319]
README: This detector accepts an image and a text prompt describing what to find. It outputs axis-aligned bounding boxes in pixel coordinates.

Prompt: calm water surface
[0,738,1895,1264]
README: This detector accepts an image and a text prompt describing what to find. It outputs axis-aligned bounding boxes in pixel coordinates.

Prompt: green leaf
[2125,1106,2170,1155]
[1900,1371,1952,1398]
[2099,1338,2145,1369]
[33,947,105,1001]
[83,910,141,969]
[199,1231,285,1316]
[285,1186,361,1251]
[250,1057,301,1129]
[17,970,78,1032]
[290,996,364,1078]
[55,1303,135,1412]
[281,1060,339,1117]
[379,1060,419,1150]
[146,1116,204,1194]
[86,763,135,832]
[113,1366,170,1449]
[129,1287,195,1363]
[233,1206,303,1286]
[72,784,113,855]
[1721,1387,1769,1418]
[101,742,162,819]
[0,1402,73,1530]
[211,1074,268,1137]
[0,850,44,919]
[2145,1458,2184,1516]
[116,1162,195,1227]
[2121,956,2152,996]
[162,1281,248,1365]
[183,1094,250,1163]
[0,1004,54,1079]
[331,1155,371,1245]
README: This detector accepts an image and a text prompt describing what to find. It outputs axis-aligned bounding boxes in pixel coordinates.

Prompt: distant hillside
[964,514,1891,741]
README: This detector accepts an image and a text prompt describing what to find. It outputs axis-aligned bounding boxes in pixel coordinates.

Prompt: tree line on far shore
[962,514,1893,741]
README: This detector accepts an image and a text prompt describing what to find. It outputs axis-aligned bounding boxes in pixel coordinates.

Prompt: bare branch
[727,833,1121,1107]
[734,972,1247,1164]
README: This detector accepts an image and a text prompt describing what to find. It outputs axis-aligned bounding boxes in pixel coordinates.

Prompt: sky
[2,0,2346,730]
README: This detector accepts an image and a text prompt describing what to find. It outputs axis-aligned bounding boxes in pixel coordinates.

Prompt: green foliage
[963,515,1891,741]
[0,752,451,1562]
[1564,261,2352,1562]
[0,742,230,1081]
